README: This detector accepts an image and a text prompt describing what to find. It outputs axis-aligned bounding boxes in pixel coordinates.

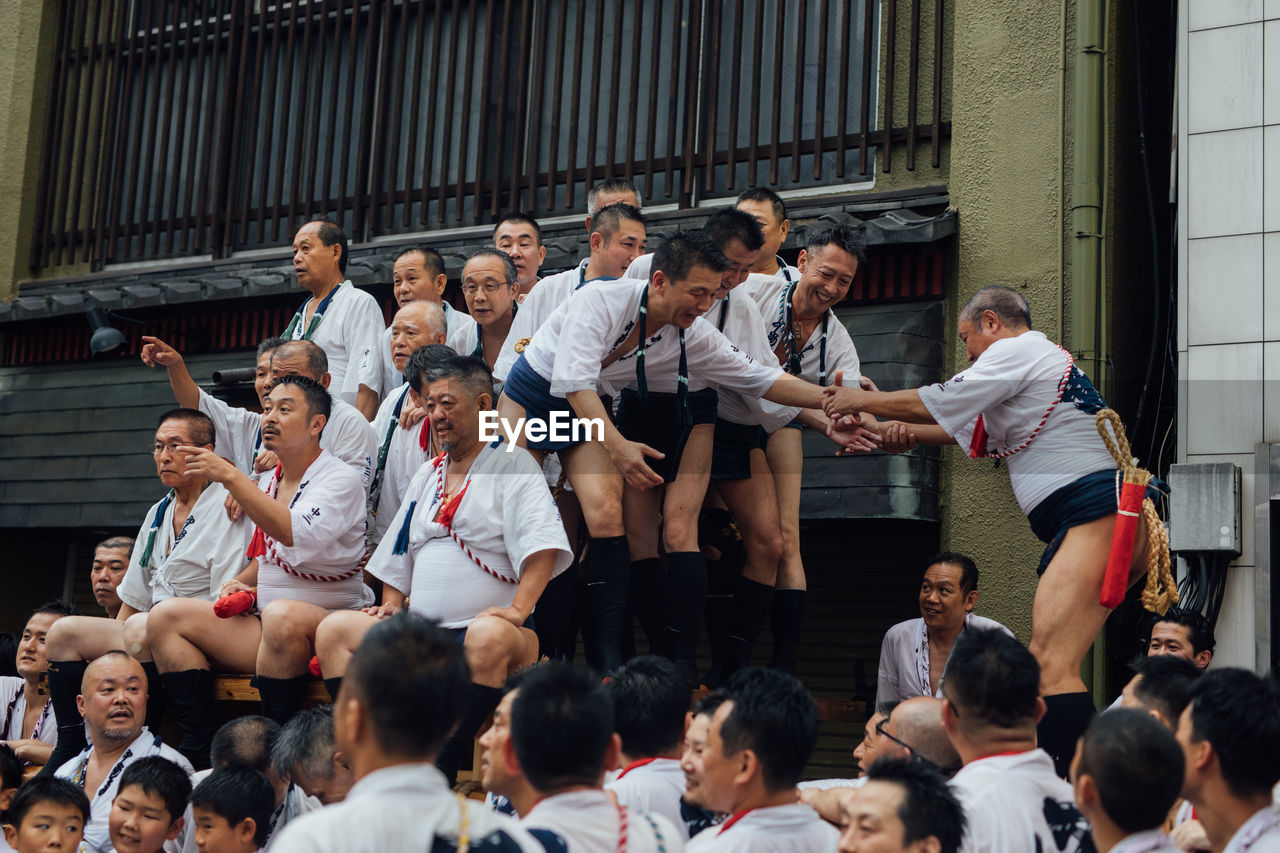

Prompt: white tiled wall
[1180,0,1277,669]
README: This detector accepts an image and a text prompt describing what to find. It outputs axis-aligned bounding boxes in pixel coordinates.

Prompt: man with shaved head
[52,653,192,853]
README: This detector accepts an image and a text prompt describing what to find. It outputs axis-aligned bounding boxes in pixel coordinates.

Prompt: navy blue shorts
[711,418,768,481]
[616,387,718,484]
[446,614,537,644]
[502,354,582,451]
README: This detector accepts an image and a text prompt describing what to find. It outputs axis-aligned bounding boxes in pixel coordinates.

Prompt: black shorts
[711,418,768,481]
[616,387,718,483]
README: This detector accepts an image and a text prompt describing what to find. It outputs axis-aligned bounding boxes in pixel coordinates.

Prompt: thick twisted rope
[1096,409,1177,614]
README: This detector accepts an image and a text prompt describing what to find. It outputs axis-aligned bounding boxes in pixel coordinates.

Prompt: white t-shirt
[365,441,572,629]
[797,778,864,791]
[623,252,655,282]
[495,260,590,381]
[1110,828,1183,853]
[916,330,1117,514]
[117,482,252,611]
[197,389,377,492]
[686,803,837,853]
[355,302,474,403]
[741,272,862,389]
[522,278,782,398]
[875,614,1013,706]
[709,290,800,430]
[950,749,1092,853]
[285,280,384,407]
[1223,807,1280,853]
[253,450,373,611]
[54,729,194,853]
[368,385,434,545]
[523,789,683,853]
[606,758,693,841]
[0,677,55,747]
[271,763,544,853]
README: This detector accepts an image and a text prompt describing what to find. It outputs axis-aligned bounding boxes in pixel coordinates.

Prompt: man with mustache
[52,652,193,853]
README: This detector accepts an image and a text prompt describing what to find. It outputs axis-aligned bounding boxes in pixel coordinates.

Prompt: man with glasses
[447,249,521,376]
[41,410,252,773]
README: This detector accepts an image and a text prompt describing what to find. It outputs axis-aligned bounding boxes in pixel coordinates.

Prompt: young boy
[189,767,273,853]
[109,757,191,853]
[1,776,90,853]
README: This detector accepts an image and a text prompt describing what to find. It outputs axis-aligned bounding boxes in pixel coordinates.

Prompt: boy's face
[3,803,86,852]
[109,785,182,853]
[192,807,254,853]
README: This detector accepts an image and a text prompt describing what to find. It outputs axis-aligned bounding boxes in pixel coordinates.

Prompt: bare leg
[560,441,625,538]
[714,448,784,586]
[257,600,332,678]
[766,429,806,590]
[45,616,125,664]
[147,598,261,674]
[496,395,530,449]
[660,425,714,553]
[121,613,152,662]
[313,611,380,678]
[464,615,540,688]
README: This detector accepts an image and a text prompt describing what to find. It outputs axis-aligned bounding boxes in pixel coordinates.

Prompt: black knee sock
[534,566,580,662]
[323,677,343,702]
[662,552,708,689]
[585,535,631,675]
[702,558,737,689]
[1037,692,1097,778]
[37,659,88,776]
[159,669,216,771]
[253,675,312,727]
[435,683,503,786]
[630,558,666,656]
[139,662,166,732]
[767,589,807,674]
[724,578,774,679]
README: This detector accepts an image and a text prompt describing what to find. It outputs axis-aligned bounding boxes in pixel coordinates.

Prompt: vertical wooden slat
[545,0,567,208]
[836,0,851,178]
[68,0,111,263]
[907,0,921,170]
[563,3,586,209]
[116,0,158,261]
[643,0,662,197]
[932,0,943,168]
[503,0,532,215]
[882,0,897,172]
[149,1,185,256]
[472,0,499,220]
[767,0,784,184]
[404,0,428,226]
[215,0,253,257]
[858,0,874,176]
[789,0,807,182]
[664,0,682,196]
[438,0,462,222]
[372,0,409,233]
[624,0,643,187]
[285,0,319,232]
[813,0,828,180]
[234,0,267,247]
[453,0,480,222]
[747,0,763,188]
[355,1,386,238]
[680,0,702,199]
[301,0,335,223]
[523,0,547,212]
[46,1,85,265]
[58,2,94,263]
[703,0,721,193]
[269,0,300,243]
[380,0,412,230]
[605,2,624,181]
[584,1,606,190]
[251,0,281,244]
[103,2,141,261]
[725,0,743,189]
[421,0,446,224]
[164,0,198,255]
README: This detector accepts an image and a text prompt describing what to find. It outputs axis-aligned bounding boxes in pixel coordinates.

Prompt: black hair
[717,668,818,792]
[959,285,1033,330]
[116,756,192,824]
[805,223,867,266]
[591,202,646,242]
[95,536,135,553]
[403,344,459,395]
[308,217,348,275]
[925,552,979,594]
[211,715,281,774]
[0,743,21,791]
[271,339,329,380]
[652,231,731,285]
[271,705,335,781]
[424,355,496,406]
[607,656,690,758]
[874,701,901,718]
[256,336,287,360]
[464,247,519,287]
[1127,654,1201,726]
[266,374,331,425]
[511,663,615,791]
[942,628,1041,728]
[0,635,15,678]
[587,179,640,215]
[1186,668,1280,798]
[865,758,966,853]
[703,208,766,253]
[736,187,788,224]
[156,408,216,450]
[344,612,471,761]
[493,212,543,245]
[693,692,727,718]
[3,776,90,827]
[30,599,78,619]
[1150,606,1216,657]
[191,766,274,848]
[1077,709,1184,833]
[394,245,446,280]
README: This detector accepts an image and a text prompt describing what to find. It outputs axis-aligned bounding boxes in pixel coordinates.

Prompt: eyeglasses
[460,282,511,295]
[151,442,187,456]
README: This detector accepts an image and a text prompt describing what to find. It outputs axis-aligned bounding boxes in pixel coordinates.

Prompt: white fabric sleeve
[548,287,612,396]
[339,294,388,403]
[356,328,392,396]
[623,254,652,280]
[270,466,367,574]
[917,343,1031,438]
[203,511,253,599]
[198,389,261,474]
[824,322,862,385]
[875,630,899,707]
[117,510,160,613]
[684,319,782,396]
[328,408,377,488]
[364,464,433,594]
[494,290,549,382]
[499,454,573,579]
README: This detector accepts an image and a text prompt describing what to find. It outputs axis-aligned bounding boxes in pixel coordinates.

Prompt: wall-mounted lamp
[85,305,131,356]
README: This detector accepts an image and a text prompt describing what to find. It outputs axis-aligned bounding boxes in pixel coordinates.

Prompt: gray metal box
[1168,462,1242,555]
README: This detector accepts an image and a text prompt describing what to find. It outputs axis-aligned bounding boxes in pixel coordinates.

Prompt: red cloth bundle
[308,655,322,677]
[1100,481,1146,609]
[213,589,256,619]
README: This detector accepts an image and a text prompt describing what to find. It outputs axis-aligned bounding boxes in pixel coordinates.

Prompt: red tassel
[436,481,471,529]
[245,527,266,561]
[968,416,989,459]
[308,656,322,677]
[213,589,256,619]
[1100,482,1146,609]
[419,417,431,452]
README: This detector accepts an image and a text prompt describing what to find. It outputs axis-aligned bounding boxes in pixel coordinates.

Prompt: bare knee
[122,614,151,660]
[464,616,519,675]
[314,613,370,666]
[662,513,698,553]
[260,600,320,647]
[45,616,86,660]
[745,526,784,567]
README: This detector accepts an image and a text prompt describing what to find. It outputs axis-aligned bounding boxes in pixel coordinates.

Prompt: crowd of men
[2,178,1279,852]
